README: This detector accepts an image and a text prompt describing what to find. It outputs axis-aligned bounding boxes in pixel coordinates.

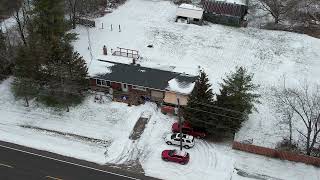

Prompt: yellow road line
[0,163,13,168]
[45,176,63,180]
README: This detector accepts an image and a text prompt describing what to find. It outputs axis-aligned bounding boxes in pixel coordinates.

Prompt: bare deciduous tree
[257,0,298,24]
[12,0,32,46]
[295,0,320,25]
[274,83,320,155]
[66,0,78,29]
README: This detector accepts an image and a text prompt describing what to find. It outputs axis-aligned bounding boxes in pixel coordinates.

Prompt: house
[176,4,204,25]
[201,0,249,27]
[89,60,197,106]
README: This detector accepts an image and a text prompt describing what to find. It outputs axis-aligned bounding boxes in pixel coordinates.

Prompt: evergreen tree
[14,0,88,109]
[32,0,67,42]
[0,29,13,77]
[183,70,216,133]
[216,67,261,133]
[0,30,6,76]
[12,78,39,107]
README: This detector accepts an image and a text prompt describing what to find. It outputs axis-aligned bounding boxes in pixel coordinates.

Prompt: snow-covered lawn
[1,0,320,179]
[1,78,320,180]
[72,0,320,148]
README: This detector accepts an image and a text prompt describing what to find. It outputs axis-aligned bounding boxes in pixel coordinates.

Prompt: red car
[161,149,189,165]
[172,121,207,138]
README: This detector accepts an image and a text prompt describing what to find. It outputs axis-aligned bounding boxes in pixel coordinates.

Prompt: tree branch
[297,129,308,139]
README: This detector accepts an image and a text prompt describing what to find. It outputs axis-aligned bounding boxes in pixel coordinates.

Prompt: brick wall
[232,141,320,167]
[89,78,96,86]
[111,82,121,90]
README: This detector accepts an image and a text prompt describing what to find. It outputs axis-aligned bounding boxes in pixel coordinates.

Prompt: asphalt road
[0,141,158,180]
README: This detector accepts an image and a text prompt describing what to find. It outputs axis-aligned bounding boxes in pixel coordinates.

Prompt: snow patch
[167,78,195,94]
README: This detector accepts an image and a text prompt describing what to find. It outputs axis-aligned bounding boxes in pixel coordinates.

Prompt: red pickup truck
[172,121,207,138]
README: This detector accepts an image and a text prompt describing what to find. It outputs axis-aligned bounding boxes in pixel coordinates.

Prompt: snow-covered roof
[179,3,203,11]
[176,4,204,19]
[175,133,194,141]
[216,0,247,5]
[92,61,197,93]
[166,76,196,94]
[174,150,188,157]
[88,60,114,76]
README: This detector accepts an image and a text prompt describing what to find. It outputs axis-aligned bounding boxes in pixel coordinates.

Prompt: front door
[121,83,128,92]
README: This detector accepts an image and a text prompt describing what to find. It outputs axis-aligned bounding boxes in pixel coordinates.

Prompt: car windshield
[169,150,176,156]
[177,133,186,138]
[171,134,176,139]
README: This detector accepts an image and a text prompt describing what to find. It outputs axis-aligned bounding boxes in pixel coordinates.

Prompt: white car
[165,133,195,149]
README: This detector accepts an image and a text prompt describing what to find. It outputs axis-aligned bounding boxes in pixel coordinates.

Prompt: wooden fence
[112,47,140,59]
[232,141,320,167]
[75,18,95,27]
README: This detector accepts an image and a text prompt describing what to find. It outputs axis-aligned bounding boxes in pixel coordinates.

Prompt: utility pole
[177,98,183,151]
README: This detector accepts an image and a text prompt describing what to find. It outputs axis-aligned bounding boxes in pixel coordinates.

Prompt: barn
[176,4,204,25]
[201,0,249,27]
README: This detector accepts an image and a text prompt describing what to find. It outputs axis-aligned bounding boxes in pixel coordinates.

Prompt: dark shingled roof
[93,61,197,91]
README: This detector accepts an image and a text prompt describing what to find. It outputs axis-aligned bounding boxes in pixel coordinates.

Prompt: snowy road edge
[0,144,140,180]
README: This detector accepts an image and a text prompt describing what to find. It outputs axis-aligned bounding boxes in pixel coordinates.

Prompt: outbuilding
[176,4,204,25]
[201,0,249,27]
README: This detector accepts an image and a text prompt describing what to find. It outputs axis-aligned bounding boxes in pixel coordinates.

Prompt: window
[96,79,111,87]
[96,79,102,86]
[177,134,186,138]
[132,86,146,91]
[169,150,175,156]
